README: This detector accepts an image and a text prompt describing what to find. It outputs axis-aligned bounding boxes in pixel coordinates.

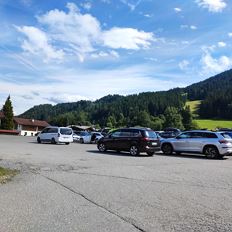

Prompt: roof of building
[13,117,49,127]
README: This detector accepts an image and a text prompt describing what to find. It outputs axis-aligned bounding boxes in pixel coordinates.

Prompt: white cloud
[195,0,226,12]
[179,60,190,70]
[174,8,182,12]
[218,41,226,47]
[180,25,197,30]
[228,32,232,37]
[16,3,155,62]
[46,94,90,104]
[81,2,92,10]
[120,0,142,11]
[16,26,64,62]
[91,50,119,58]
[201,50,232,75]
[0,64,186,114]
[190,25,197,30]
[144,14,152,18]
[102,27,154,50]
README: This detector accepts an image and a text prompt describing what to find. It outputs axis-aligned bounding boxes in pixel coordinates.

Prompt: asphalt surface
[1,135,232,232]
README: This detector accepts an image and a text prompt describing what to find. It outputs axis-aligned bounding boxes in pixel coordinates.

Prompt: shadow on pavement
[87,150,152,157]
[155,152,228,160]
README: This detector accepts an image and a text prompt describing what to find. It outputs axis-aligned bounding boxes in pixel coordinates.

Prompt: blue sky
[0,0,232,114]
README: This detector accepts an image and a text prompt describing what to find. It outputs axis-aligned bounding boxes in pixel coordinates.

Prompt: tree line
[20,91,197,130]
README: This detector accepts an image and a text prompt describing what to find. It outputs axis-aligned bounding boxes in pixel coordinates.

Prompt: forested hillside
[20,90,193,130]
[20,69,232,128]
[185,69,232,119]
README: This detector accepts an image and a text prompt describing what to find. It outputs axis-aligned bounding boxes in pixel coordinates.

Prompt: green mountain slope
[19,69,232,126]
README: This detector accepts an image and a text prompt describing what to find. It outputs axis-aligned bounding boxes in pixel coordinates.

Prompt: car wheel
[80,138,84,144]
[130,145,139,156]
[51,138,56,144]
[37,137,41,143]
[98,143,106,152]
[204,146,219,159]
[147,151,154,156]
[161,143,173,155]
[65,142,69,145]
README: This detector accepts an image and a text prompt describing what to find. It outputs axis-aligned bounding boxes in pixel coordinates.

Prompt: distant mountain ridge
[20,69,232,124]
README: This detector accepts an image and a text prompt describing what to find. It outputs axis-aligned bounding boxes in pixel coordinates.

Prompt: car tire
[37,137,41,143]
[98,143,106,152]
[161,143,173,155]
[51,138,56,144]
[204,145,220,159]
[147,151,154,156]
[130,145,139,156]
[65,142,69,145]
[80,138,84,144]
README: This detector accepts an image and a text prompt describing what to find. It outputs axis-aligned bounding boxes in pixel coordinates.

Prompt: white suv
[161,130,232,159]
[37,126,73,145]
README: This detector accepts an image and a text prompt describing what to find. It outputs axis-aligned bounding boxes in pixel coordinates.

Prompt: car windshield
[145,130,157,138]
[60,128,72,135]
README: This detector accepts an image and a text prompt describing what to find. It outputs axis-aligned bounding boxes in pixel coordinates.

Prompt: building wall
[17,125,41,136]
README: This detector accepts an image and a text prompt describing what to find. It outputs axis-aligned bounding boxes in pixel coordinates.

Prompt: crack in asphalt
[40,174,147,232]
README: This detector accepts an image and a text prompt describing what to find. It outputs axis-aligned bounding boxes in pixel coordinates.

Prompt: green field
[186,100,202,117]
[186,100,232,129]
[194,119,232,130]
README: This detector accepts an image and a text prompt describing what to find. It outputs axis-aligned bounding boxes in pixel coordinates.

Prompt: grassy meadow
[186,100,232,130]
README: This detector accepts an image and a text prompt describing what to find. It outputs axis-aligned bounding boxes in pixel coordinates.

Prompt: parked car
[97,127,160,156]
[161,130,232,159]
[37,126,73,145]
[159,128,181,138]
[79,131,92,144]
[73,132,81,142]
[101,128,111,136]
[90,132,104,143]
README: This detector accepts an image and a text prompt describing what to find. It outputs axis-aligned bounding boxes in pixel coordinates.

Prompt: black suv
[97,128,160,156]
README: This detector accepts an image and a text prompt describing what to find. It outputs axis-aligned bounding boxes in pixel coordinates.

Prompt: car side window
[47,128,58,133]
[189,132,203,138]
[41,128,48,134]
[203,133,218,138]
[177,132,191,139]
[111,131,121,137]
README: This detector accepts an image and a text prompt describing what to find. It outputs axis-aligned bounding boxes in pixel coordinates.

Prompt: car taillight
[142,137,149,141]
[219,140,229,144]
[58,133,60,137]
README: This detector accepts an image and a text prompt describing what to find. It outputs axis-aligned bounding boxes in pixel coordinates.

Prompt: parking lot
[1,135,232,232]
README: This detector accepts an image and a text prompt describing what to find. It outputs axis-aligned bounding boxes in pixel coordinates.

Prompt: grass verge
[0,167,19,184]
[194,119,232,130]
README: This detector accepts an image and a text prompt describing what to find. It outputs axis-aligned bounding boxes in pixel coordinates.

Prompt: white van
[37,126,73,145]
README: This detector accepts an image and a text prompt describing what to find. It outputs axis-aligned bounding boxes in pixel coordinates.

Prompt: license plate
[152,142,157,146]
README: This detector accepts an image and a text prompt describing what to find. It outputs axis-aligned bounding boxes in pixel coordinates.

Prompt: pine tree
[1,95,14,130]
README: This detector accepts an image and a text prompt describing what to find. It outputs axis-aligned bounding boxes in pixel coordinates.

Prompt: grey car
[161,130,232,159]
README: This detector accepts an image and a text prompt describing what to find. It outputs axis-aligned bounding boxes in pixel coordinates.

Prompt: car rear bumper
[142,146,161,152]
[57,138,73,143]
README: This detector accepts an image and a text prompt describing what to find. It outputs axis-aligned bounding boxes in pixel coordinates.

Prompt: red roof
[13,117,49,127]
